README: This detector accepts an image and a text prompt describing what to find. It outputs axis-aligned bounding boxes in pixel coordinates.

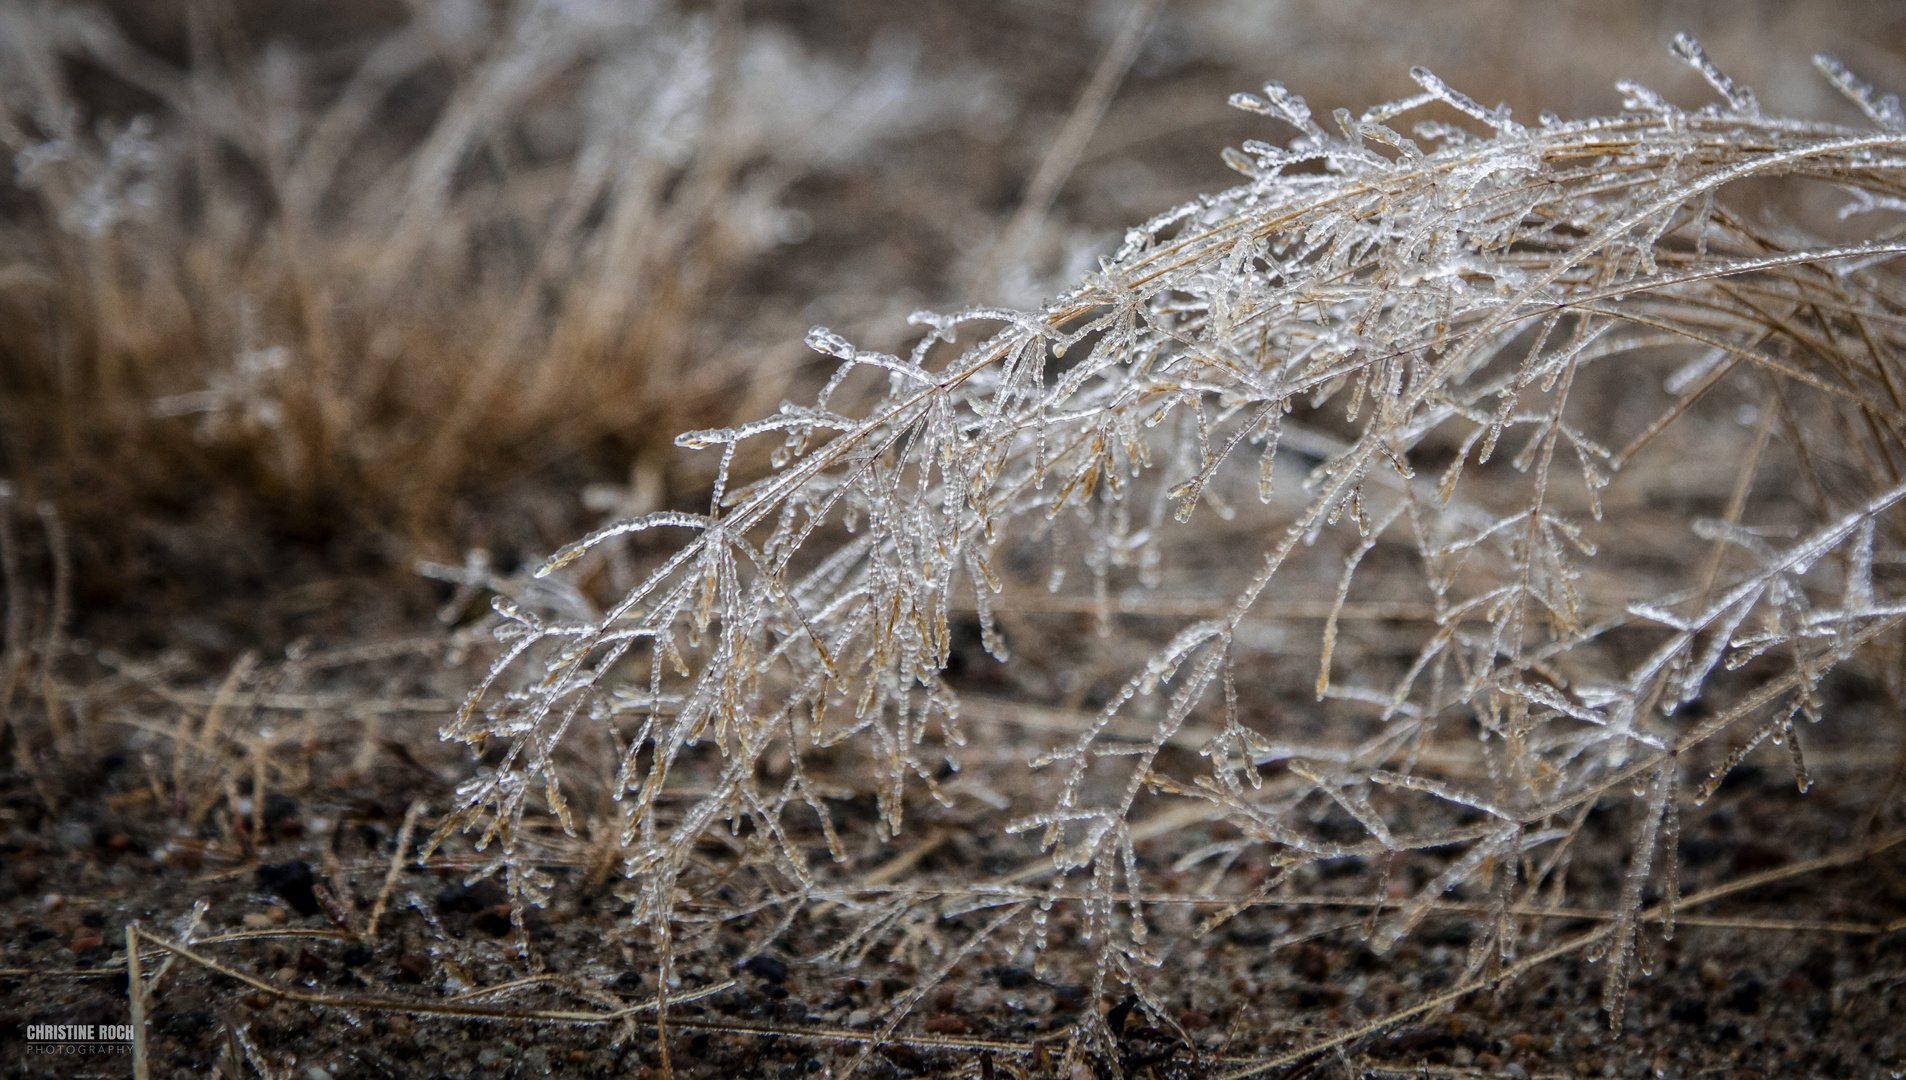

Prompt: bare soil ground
[3,595,1903,1079]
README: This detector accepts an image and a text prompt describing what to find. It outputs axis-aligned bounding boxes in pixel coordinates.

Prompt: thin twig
[368,799,425,939]
[967,0,1166,301]
[127,923,150,1080]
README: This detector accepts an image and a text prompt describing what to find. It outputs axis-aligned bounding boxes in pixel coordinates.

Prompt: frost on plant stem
[439,39,1906,1029]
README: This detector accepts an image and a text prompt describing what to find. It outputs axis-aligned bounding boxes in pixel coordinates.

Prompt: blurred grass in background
[0,0,1898,654]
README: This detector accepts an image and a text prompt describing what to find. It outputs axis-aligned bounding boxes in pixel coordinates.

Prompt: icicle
[1813,54,1905,129]
[1671,34,1759,116]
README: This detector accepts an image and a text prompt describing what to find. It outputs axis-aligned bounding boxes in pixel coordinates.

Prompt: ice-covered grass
[443,36,1906,1051]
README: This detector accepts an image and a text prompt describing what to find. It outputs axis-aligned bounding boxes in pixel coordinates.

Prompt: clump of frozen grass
[443,37,1906,1033]
[0,0,995,546]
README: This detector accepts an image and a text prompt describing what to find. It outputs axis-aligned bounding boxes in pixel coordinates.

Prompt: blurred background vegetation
[0,0,1899,657]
